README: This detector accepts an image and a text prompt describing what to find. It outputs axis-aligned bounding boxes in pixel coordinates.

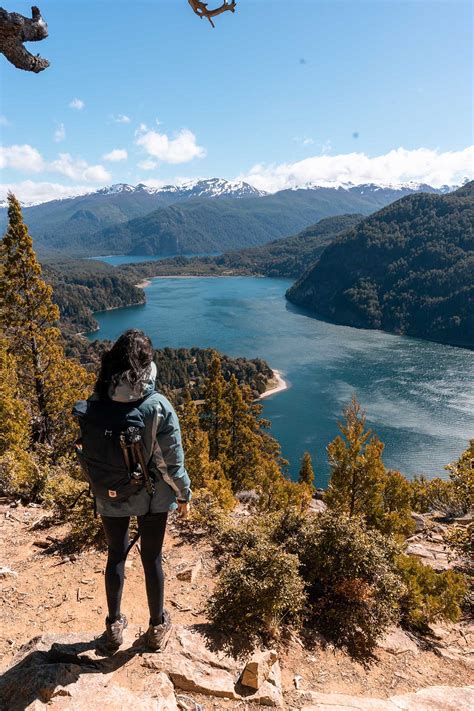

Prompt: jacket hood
[108,361,157,403]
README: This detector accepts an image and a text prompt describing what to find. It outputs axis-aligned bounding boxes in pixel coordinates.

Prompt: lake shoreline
[260,369,289,399]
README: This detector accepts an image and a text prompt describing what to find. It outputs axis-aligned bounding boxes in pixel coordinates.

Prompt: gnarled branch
[0,5,49,73]
[188,0,236,29]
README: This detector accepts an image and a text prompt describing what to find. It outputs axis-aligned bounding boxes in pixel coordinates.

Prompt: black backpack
[72,397,155,503]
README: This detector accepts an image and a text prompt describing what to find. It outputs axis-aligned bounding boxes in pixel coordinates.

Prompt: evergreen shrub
[207,539,306,649]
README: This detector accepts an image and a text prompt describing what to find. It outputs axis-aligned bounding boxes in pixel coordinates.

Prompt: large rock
[429,622,474,666]
[27,675,178,711]
[405,541,451,571]
[176,559,202,584]
[0,631,178,711]
[410,513,426,532]
[2,626,283,708]
[240,649,278,690]
[300,685,474,710]
[378,627,419,655]
[143,626,240,699]
[308,500,327,514]
[246,661,284,708]
[144,626,284,706]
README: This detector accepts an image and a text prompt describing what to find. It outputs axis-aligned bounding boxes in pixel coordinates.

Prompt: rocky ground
[0,502,473,710]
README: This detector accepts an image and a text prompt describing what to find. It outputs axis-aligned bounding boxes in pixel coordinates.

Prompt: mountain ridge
[0,179,460,259]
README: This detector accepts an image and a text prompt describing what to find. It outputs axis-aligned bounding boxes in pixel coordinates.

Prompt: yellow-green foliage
[325,396,385,524]
[410,476,464,517]
[0,337,29,455]
[409,443,473,517]
[445,524,473,574]
[179,390,235,511]
[446,440,474,512]
[325,398,415,538]
[196,353,308,514]
[44,459,104,549]
[1,195,93,451]
[207,539,306,651]
[0,447,48,500]
[298,451,315,492]
[379,470,416,539]
[396,554,467,630]
[0,195,93,504]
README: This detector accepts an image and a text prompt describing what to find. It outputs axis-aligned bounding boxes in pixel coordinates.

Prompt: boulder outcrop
[299,685,474,710]
[0,626,284,709]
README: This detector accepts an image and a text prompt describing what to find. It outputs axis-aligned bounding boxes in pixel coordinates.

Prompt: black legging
[101,512,168,626]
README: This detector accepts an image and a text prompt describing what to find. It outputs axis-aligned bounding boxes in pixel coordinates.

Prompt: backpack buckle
[104,429,113,437]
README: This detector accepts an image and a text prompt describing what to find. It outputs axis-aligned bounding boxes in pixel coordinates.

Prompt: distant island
[287,182,474,349]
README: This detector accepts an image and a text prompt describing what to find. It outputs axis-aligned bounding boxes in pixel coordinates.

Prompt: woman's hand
[177,501,190,519]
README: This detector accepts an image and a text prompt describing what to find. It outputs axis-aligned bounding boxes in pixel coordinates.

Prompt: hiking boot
[105,613,128,651]
[144,609,172,651]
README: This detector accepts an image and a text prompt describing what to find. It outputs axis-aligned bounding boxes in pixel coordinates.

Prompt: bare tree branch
[0,5,49,73]
[188,0,236,29]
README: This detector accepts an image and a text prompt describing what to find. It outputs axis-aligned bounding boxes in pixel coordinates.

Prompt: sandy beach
[135,279,152,288]
[260,369,289,399]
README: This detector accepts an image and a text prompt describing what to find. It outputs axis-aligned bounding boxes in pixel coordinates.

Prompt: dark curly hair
[95,329,154,400]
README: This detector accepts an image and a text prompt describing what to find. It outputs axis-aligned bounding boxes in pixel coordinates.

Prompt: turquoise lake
[89,253,219,266]
[89,276,474,485]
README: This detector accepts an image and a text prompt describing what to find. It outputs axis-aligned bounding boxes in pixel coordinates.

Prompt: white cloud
[293,136,315,146]
[135,124,206,164]
[238,146,474,193]
[49,153,111,182]
[113,114,131,124]
[69,98,85,110]
[0,181,93,204]
[137,159,157,171]
[0,144,44,172]
[103,148,128,162]
[0,144,112,183]
[54,123,66,143]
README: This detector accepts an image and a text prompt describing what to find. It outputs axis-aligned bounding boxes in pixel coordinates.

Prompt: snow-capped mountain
[294,180,456,195]
[96,178,266,200]
[0,178,466,259]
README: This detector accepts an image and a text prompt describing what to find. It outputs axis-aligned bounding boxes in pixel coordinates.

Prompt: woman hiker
[76,329,191,653]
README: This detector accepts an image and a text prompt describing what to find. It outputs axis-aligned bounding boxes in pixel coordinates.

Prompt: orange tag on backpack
[108,490,117,498]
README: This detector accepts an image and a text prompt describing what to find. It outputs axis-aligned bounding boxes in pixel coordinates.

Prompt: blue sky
[1,0,472,201]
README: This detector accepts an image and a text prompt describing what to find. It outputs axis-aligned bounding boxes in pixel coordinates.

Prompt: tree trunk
[0,6,49,72]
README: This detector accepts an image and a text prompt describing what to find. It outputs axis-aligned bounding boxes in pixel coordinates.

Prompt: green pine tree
[0,335,29,455]
[200,351,231,464]
[298,451,315,491]
[0,194,93,458]
[225,375,263,491]
[325,396,385,527]
[379,470,416,538]
[180,389,234,510]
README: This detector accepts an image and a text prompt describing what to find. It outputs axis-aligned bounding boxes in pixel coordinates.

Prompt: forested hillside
[93,186,444,257]
[3,183,447,258]
[43,260,145,333]
[117,213,363,280]
[0,179,263,257]
[287,182,474,348]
